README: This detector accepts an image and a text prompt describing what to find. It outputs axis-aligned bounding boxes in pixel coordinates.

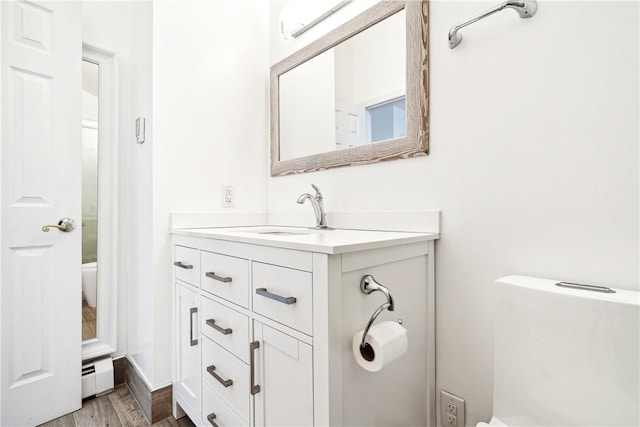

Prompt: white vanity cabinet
[172,226,437,427]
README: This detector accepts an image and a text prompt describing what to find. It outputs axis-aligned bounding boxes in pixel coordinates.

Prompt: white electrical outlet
[221,185,235,208]
[441,390,465,427]
[445,414,457,426]
[446,402,457,416]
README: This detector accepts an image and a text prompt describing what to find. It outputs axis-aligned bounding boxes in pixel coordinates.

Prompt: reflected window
[367,96,406,143]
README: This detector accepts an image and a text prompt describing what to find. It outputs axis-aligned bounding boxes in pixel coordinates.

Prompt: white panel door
[1,1,82,425]
[174,283,201,422]
[254,322,313,427]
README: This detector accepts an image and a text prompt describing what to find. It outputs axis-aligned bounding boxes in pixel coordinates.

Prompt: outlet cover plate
[221,185,235,208]
[441,390,465,427]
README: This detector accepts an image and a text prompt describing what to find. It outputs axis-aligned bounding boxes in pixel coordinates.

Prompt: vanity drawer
[202,338,250,420]
[201,296,249,363]
[174,245,200,287]
[252,262,312,335]
[201,251,249,308]
[202,380,248,427]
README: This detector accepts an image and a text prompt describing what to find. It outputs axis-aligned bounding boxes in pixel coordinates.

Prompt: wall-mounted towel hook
[360,275,395,348]
[448,0,537,49]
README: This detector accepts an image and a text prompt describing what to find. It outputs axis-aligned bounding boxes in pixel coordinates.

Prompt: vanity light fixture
[280,0,352,39]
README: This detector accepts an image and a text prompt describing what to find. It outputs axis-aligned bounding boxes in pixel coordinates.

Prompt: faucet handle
[311,184,322,199]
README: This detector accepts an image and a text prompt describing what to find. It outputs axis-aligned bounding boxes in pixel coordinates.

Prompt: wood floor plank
[177,416,196,427]
[39,413,76,427]
[82,305,96,340]
[73,395,122,427]
[39,383,191,427]
[152,415,196,427]
[109,385,149,426]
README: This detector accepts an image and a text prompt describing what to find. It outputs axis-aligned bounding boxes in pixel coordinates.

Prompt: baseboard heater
[82,357,114,398]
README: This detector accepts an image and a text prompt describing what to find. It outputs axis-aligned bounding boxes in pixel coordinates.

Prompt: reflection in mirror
[279,9,406,161]
[335,9,406,148]
[82,60,99,341]
[271,0,428,176]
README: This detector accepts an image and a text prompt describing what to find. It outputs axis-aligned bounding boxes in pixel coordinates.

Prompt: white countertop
[171,226,439,254]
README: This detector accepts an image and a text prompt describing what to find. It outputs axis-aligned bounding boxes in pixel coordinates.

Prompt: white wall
[151,0,268,388]
[123,1,155,386]
[83,1,153,361]
[268,1,639,425]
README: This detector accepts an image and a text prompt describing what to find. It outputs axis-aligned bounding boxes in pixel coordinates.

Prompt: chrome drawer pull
[206,319,233,335]
[206,365,233,387]
[207,412,218,427]
[250,341,260,395]
[255,288,297,305]
[189,307,198,346]
[205,271,232,283]
[174,261,193,270]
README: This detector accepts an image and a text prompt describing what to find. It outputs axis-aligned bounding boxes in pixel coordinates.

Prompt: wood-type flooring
[82,294,96,341]
[40,385,195,427]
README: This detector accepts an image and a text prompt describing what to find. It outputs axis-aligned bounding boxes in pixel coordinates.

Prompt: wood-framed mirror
[270,0,429,176]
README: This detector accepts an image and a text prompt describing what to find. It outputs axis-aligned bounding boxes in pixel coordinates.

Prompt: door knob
[42,217,76,233]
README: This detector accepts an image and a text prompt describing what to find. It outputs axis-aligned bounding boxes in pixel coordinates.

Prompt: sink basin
[224,227,315,236]
[257,231,310,236]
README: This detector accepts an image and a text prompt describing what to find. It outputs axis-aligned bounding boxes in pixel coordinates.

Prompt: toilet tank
[492,275,639,426]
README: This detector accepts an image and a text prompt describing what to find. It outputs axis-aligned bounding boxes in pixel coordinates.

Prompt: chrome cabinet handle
[255,288,297,305]
[207,412,218,427]
[189,307,198,346]
[250,341,260,395]
[206,319,232,335]
[205,272,232,283]
[42,217,76,233]
[174,261,193,270]
[206,365,233,387]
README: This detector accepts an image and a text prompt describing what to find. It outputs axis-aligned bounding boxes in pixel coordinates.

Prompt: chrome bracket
[359,275,395,348]
[448,0,537,49]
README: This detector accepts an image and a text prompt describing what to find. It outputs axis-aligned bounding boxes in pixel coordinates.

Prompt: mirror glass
[82,60,99,341]
[279,9,406,161]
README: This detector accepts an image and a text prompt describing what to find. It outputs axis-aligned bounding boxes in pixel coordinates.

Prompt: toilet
[479,275,639,426]
[81,261,98,308]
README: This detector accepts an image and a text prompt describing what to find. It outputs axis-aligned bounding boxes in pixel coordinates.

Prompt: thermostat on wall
[136,117,145,144]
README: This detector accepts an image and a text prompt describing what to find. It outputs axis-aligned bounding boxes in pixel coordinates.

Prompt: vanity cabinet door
[174,283,201,421]
[253,321,313,427]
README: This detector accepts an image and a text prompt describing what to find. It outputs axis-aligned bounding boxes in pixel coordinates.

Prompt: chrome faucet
[296,184,328,229]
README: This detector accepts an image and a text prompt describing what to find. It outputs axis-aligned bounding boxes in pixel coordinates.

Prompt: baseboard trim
[113,356,126,386]
[124,358,172,424]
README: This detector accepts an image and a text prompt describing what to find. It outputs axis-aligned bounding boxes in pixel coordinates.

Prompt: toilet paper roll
[352,320,408,372]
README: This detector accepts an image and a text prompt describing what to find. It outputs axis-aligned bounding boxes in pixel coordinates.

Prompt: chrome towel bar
[448,0,537,49]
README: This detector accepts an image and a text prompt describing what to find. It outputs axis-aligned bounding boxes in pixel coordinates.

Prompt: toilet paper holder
[360,275,395,349]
